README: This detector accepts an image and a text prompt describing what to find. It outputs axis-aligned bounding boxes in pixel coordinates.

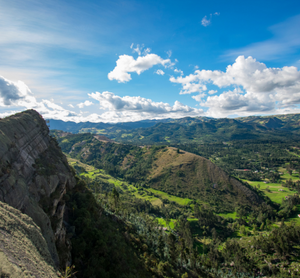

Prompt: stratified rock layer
[0,110,76,268]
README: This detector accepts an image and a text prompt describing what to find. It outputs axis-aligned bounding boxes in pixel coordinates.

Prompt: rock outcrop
[0,201,58,277]
[0,110,76,269]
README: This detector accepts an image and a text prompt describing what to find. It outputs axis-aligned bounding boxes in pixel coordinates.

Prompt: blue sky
[0,0,300,122]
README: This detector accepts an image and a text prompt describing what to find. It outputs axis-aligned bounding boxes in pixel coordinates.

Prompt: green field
[157,218,176,229]
[242,167,300,224]
[148,188,192,206]
[218,211,238,219]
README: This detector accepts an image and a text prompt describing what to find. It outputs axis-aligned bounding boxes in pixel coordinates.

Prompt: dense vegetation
[66,156,300,277]
[54,133,262,213]
[50,113,300,277]
[175,140,300,182]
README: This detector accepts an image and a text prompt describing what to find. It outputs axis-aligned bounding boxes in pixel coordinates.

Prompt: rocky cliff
[0,110,76,269]
[0,201,58,277]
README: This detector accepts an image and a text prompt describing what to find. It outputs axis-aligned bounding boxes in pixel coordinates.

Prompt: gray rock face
[0,201,58,278]
[0,110,76,268]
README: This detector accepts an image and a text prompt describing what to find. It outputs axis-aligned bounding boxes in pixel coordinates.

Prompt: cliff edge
[0,110,76,268]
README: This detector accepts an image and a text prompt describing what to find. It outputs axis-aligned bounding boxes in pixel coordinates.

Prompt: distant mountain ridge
[49,113,300,144]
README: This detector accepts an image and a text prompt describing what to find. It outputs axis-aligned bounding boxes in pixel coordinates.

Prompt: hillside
[56,133,262,212]
[146,147,261,210]
[54,126,300,277]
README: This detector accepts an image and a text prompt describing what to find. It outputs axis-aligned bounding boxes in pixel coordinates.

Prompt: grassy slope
[242,166,300,224]
[67,155,191,208]
[144,147,261,212]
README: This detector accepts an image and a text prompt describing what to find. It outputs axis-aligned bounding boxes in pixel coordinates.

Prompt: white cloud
[77,100,94,108]
[201,12,220,27]
[202,89,275,117]
[156,69,165,75]
[143,48,151,55]
[171,55,300,117]
[201,15,211,27]
[88,91,204,121]
[192,93,206,102]
[166,50,172,58]
[174,68,184,75]
[130,44,151,56]
[0,75,82,120]
[108,54,172,82]
[170,74,207,94]
[68,104,74,108]
[208,90,217,95]
[0,75,40,109]
[0,75,204,123]
[0,75,31,106]
[130,43,143,55]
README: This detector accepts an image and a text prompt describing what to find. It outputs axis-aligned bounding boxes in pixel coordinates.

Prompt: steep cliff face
[0,110,76,268]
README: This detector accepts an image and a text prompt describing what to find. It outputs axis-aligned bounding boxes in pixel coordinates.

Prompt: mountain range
[49,113,300,144]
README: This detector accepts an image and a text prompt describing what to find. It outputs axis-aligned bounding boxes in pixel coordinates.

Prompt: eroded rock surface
[0,201,58,278]
[0,110,76,268]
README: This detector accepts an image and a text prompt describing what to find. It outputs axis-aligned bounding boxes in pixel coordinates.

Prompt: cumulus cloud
[170,74,207,94]
[208,90,218,95]
[192,93,206,102]
[203,89,276,117]
[108,54,172,83]
[156,69,165,75]
[0,75,84,120]
[174,68,184,75]
[0,75,33,106]
[77,100,94,108]
[0,75,204,123]
[171,55,300,116]
[88,91,204,121]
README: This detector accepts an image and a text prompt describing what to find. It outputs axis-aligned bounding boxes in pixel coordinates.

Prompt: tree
[112,187,119,208]
[167,233,177,266]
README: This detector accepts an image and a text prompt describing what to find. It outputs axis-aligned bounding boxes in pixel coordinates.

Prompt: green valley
[50,119,300,277]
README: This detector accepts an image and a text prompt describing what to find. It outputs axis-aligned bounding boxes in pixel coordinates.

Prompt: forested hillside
[55,133,262,212]
[51,126,300,277]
